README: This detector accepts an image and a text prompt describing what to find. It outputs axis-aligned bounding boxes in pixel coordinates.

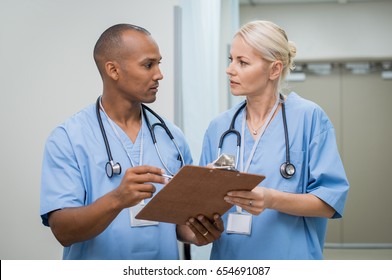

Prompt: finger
[224,196,253,209]
[224,197,262,216]
[187,217,207,236]
[115,183,156,208]
[140,173,167,184]
[125,168,166,184]
[129,165,165,176]
[188,217,217,243]
[140,183,157,194]
[185,219,207,245]
[226,190,253,199]
[128,190,155,206]
[212,214,224,232]
[196,215,222,238]
[188,217,217,244]
[136,189,155,200]
[126,182,156,194]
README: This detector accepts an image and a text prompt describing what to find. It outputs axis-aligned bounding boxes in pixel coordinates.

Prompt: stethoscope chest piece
[280,162,296,179]
[106,160,121,178]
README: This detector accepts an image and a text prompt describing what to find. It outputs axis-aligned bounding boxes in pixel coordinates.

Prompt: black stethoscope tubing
[279,101,296,179]
[96,97,121,178]
[96,97,184,178]
[218,102,246,150]
[142,103,175,143]
[218,94,296,179]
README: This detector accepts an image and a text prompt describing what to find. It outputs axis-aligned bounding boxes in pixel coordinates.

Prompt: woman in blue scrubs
[199,20,349,259]
[40,24,221,259]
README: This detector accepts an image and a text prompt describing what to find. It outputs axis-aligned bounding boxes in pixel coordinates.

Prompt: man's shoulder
[48,103,95,140]
[62,103,95,128]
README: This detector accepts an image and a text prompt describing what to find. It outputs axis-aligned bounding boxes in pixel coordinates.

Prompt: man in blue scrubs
[40,24,219,259]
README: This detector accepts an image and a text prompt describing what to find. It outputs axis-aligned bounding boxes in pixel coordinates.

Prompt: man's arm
[48,166,166,247]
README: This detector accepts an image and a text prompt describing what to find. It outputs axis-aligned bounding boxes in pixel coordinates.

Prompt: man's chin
[142,95,157,104]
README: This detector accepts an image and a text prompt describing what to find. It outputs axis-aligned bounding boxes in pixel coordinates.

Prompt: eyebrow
[140,56,162,62]
[233,55,250,61]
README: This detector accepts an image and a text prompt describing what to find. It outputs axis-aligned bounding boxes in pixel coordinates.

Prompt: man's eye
[145,63,153,68]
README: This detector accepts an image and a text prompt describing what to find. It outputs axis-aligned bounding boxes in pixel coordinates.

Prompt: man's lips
[150,84,159,91]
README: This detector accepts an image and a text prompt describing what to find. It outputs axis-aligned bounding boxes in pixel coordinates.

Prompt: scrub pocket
[166,154,183,175]
[281,150,304,194]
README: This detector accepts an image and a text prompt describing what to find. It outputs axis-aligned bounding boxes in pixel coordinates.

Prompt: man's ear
[270,61,283,81]
[105,61,119,80]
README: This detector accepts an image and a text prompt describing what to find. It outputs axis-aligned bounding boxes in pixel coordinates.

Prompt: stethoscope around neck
[218,94,296,179]
[95,96,185,178]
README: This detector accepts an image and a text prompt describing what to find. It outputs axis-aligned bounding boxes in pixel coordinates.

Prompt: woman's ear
[105,61,119,81]
[269,61,283,81]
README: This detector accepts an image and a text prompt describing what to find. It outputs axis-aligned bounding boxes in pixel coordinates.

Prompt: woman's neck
[246,92,278,122]
[245,92,280,137]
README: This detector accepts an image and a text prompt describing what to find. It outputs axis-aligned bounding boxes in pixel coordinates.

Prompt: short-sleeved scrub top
[200,92,349,260]
[40,102,193,260]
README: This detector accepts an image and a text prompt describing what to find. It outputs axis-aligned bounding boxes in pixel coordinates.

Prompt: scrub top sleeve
[40,127,86,226]
[307,127,349,219]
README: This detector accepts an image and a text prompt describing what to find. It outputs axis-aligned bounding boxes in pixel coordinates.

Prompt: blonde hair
[236,20,296,87]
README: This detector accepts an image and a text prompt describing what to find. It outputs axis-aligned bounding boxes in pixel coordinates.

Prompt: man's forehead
[121,31,160,56]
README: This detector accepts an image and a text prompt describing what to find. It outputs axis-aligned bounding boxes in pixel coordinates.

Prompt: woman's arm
[224,187,335,218]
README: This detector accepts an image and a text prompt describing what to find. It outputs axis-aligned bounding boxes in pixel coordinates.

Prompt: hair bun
[288,41,297,59]
[288,41,297,70]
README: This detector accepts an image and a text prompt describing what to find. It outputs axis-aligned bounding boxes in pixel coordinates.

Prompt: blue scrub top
[40,102,193,260]
[200,92,349,260]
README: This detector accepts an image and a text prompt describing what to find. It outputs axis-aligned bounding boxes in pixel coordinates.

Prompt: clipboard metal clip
[212,154,239,172]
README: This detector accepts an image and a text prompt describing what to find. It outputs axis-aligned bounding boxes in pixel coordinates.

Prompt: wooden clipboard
[135,165,265,225]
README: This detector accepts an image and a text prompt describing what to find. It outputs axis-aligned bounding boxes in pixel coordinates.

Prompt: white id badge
[226,212,252,235]
[129,204,159,227]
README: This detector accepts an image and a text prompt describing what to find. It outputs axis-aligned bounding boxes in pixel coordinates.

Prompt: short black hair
[93,24,151,77]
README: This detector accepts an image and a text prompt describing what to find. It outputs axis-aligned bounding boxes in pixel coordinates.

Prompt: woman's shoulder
[286,92,334,131]
[286,92,329,117]
[286,92,321,110]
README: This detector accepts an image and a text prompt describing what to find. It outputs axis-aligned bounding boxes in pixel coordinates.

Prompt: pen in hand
[161,174,173,180]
